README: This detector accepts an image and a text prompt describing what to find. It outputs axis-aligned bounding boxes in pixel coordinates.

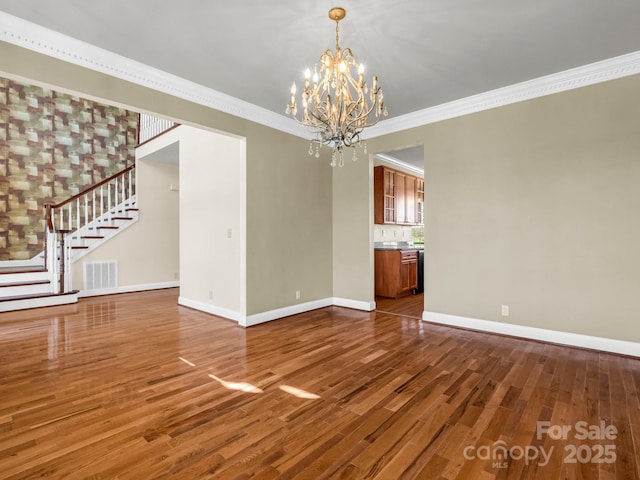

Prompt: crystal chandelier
[286,7,388,167]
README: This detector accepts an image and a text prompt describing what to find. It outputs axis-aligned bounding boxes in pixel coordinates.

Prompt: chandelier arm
[286,7,386,160]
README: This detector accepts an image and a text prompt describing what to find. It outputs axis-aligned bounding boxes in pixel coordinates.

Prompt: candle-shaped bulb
[291,82,297,95]
[304,68,311,80]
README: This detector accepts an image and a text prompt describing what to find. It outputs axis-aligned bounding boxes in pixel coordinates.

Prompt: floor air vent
[84,261,118,290]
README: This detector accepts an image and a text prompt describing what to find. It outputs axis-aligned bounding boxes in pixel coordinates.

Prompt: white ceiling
[1,1,639,168]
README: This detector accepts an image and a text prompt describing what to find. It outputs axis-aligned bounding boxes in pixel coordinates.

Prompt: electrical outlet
[209,290,213,300]
[227,228,233,239]
[295,290,301,300]
[501,305,509,316]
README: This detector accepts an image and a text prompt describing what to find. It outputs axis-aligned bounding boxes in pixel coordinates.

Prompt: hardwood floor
[0,288,639,479]
[376,293,424,319]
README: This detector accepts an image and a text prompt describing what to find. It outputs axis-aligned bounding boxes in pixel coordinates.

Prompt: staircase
[0,166,137,313]
[0,266,78,313]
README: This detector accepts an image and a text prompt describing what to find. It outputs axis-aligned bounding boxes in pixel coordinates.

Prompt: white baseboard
[243,298,333,327]
[332,297,376,311]
[177,296,375,328]
[78,281,179,298]
[423,311,640,357]
[178,296,243,323]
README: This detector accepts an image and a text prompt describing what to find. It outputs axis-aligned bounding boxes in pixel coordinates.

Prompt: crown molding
[365,50,640,139]
[373,153,424,176]
[2,11,639,141]
[0,11,307,138]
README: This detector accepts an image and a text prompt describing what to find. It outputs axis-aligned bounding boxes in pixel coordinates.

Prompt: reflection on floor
[375,292,424,319]
[2,289,640,478]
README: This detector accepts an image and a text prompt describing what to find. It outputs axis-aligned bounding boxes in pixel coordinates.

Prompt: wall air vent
[84,261,118,291]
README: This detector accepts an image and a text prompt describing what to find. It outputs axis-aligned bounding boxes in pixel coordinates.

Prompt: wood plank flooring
[375,293,424,319]
[0,288,639,479]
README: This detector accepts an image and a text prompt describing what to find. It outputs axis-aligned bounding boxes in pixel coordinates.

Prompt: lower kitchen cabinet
[375,249,418,298]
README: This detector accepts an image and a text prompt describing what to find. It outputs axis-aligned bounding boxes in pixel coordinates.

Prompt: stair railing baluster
[43,166,135,294]
[76,198,80,233]
[116,175,120,208]
[84,193,89,228]
[108,180,112,217]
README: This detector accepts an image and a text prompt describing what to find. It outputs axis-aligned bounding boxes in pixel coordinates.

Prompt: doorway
[372,145,425,319]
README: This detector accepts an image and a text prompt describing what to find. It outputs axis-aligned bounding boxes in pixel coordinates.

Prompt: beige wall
[364,74,640,343]
[332,157,374,304]
[71,153,179,290]
[5,40,639,343]
[246,132,333,314]
[178,125,245,315]
[1,41,333,317]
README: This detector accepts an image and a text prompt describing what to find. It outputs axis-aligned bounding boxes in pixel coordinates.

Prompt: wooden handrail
[44,165,135,211]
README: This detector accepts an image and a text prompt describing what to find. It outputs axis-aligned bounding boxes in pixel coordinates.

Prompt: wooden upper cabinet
[404,175,416,225]
[416,178,424,225]
[374,165,423,225]
[395,172,406,224]
[375,166,397,224]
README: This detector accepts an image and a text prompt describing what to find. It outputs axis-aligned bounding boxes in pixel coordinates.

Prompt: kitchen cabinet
[374,166,396,224]
[404,175,416,224]
[375,249,418,298]
[416,178,424,225]
[374,165,423,225]
[395,171,406,224]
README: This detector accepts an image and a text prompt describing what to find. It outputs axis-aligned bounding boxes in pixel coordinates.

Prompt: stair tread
[0,266,47,275]
[81,235,105,239]
[0,290,79,303]
[111,216,133,220]
[97,226,120,229]
[71,246,90,249]
[0,280,50,288]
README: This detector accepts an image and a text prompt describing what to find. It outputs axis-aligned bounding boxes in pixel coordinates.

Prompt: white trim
[366,50,640,138]
[0,257,44,268]
[0,291,78,313]
[178,296,243,323]
[176,296,375,327]
[78,281,179,298]
[243,298,333,327]
[70,206,139,263]
[332,297,376,311]
[373,154,424,176]
[423,311,640,357]
[0,11,307,139]
[2,12,639,139]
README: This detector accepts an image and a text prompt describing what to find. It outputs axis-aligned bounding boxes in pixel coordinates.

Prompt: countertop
[374,242,423,251]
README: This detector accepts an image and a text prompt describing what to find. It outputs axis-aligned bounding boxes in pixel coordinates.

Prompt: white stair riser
[0,292,78,313]
[0,283,51,297]
[0,271,50,284]
[69,209,138,262]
